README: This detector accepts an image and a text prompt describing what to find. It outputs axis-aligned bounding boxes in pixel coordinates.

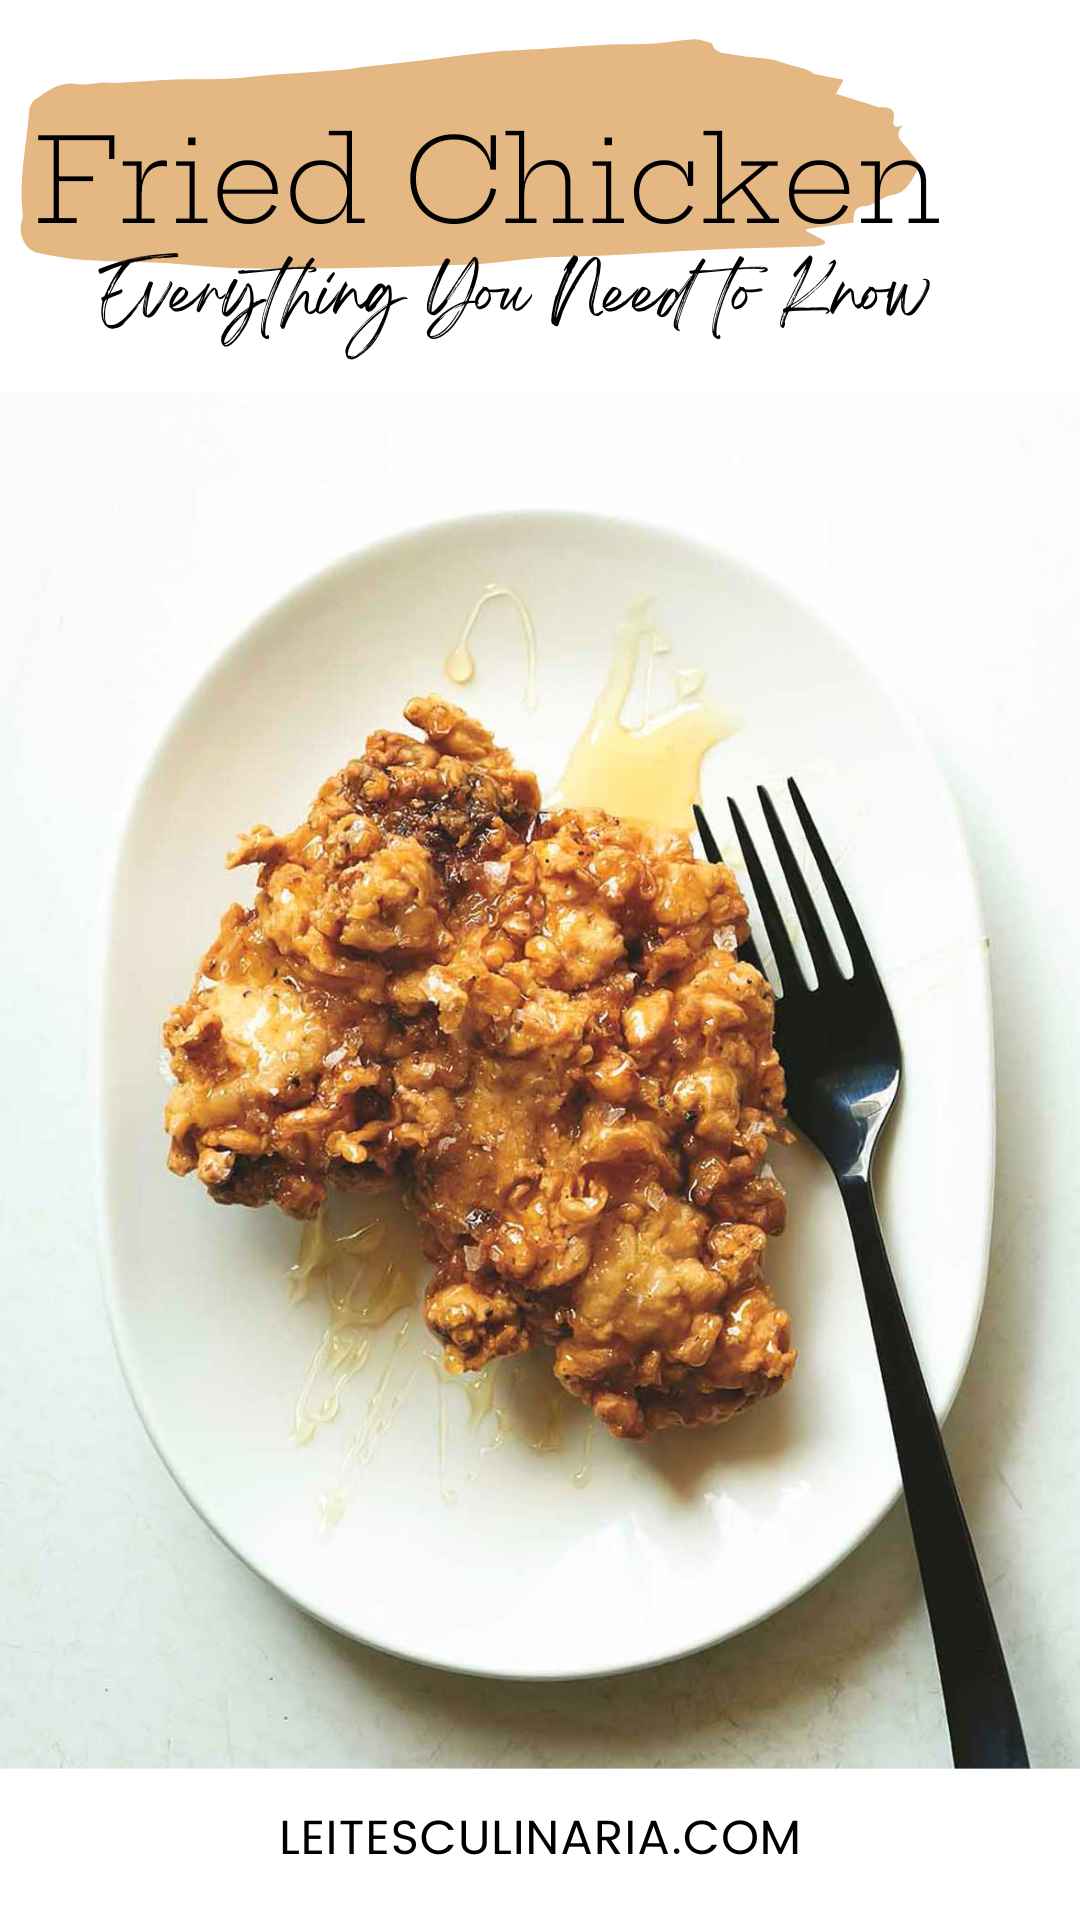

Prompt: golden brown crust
[163,698,794,1438]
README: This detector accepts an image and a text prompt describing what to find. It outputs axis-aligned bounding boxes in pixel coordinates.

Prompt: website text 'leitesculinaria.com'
[282,1816,798,1858]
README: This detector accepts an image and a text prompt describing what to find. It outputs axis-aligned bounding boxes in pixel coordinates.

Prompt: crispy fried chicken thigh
[164,698,794,1438]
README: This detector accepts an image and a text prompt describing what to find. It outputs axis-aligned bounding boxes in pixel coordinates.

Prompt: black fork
[694,786,1028,1770]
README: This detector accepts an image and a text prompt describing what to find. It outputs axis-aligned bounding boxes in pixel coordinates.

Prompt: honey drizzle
[289,1202,416,1447]
[319,1319,417,1529]
[423,1354,602,1500]
[444,583,538,710]
[572,1422,595,1490]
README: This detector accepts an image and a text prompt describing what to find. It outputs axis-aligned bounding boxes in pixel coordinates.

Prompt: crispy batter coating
[164,698,794,1438]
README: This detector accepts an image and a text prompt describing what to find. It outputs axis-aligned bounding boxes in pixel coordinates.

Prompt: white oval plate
[99,511,992,1680]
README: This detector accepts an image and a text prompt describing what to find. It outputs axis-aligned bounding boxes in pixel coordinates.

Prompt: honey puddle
[445,583,538,710]
[553,599,732,831]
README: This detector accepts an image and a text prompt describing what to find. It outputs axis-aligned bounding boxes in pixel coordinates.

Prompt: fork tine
[756,787,841,985]
[692,804,765,974]
[691,802,722,864]
[727,797,803,995]
[786,778,873,977]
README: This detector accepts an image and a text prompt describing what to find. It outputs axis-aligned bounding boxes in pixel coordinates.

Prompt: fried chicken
[164,697,795,1439]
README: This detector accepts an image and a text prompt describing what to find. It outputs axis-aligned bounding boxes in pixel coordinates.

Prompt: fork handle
[839,1172,1028,1768]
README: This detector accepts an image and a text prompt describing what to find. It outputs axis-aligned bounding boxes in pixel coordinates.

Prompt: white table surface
[3,391,1077,1768]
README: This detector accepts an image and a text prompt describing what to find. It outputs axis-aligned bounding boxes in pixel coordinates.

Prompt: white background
[2,390,1078,1771]
[2,0,1079,1855]
[7,1767,1072,1918]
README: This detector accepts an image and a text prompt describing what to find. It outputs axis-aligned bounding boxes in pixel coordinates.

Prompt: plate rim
[93,506,996,1681]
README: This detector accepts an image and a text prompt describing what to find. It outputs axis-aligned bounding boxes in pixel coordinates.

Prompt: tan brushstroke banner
[22,41,921,267]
